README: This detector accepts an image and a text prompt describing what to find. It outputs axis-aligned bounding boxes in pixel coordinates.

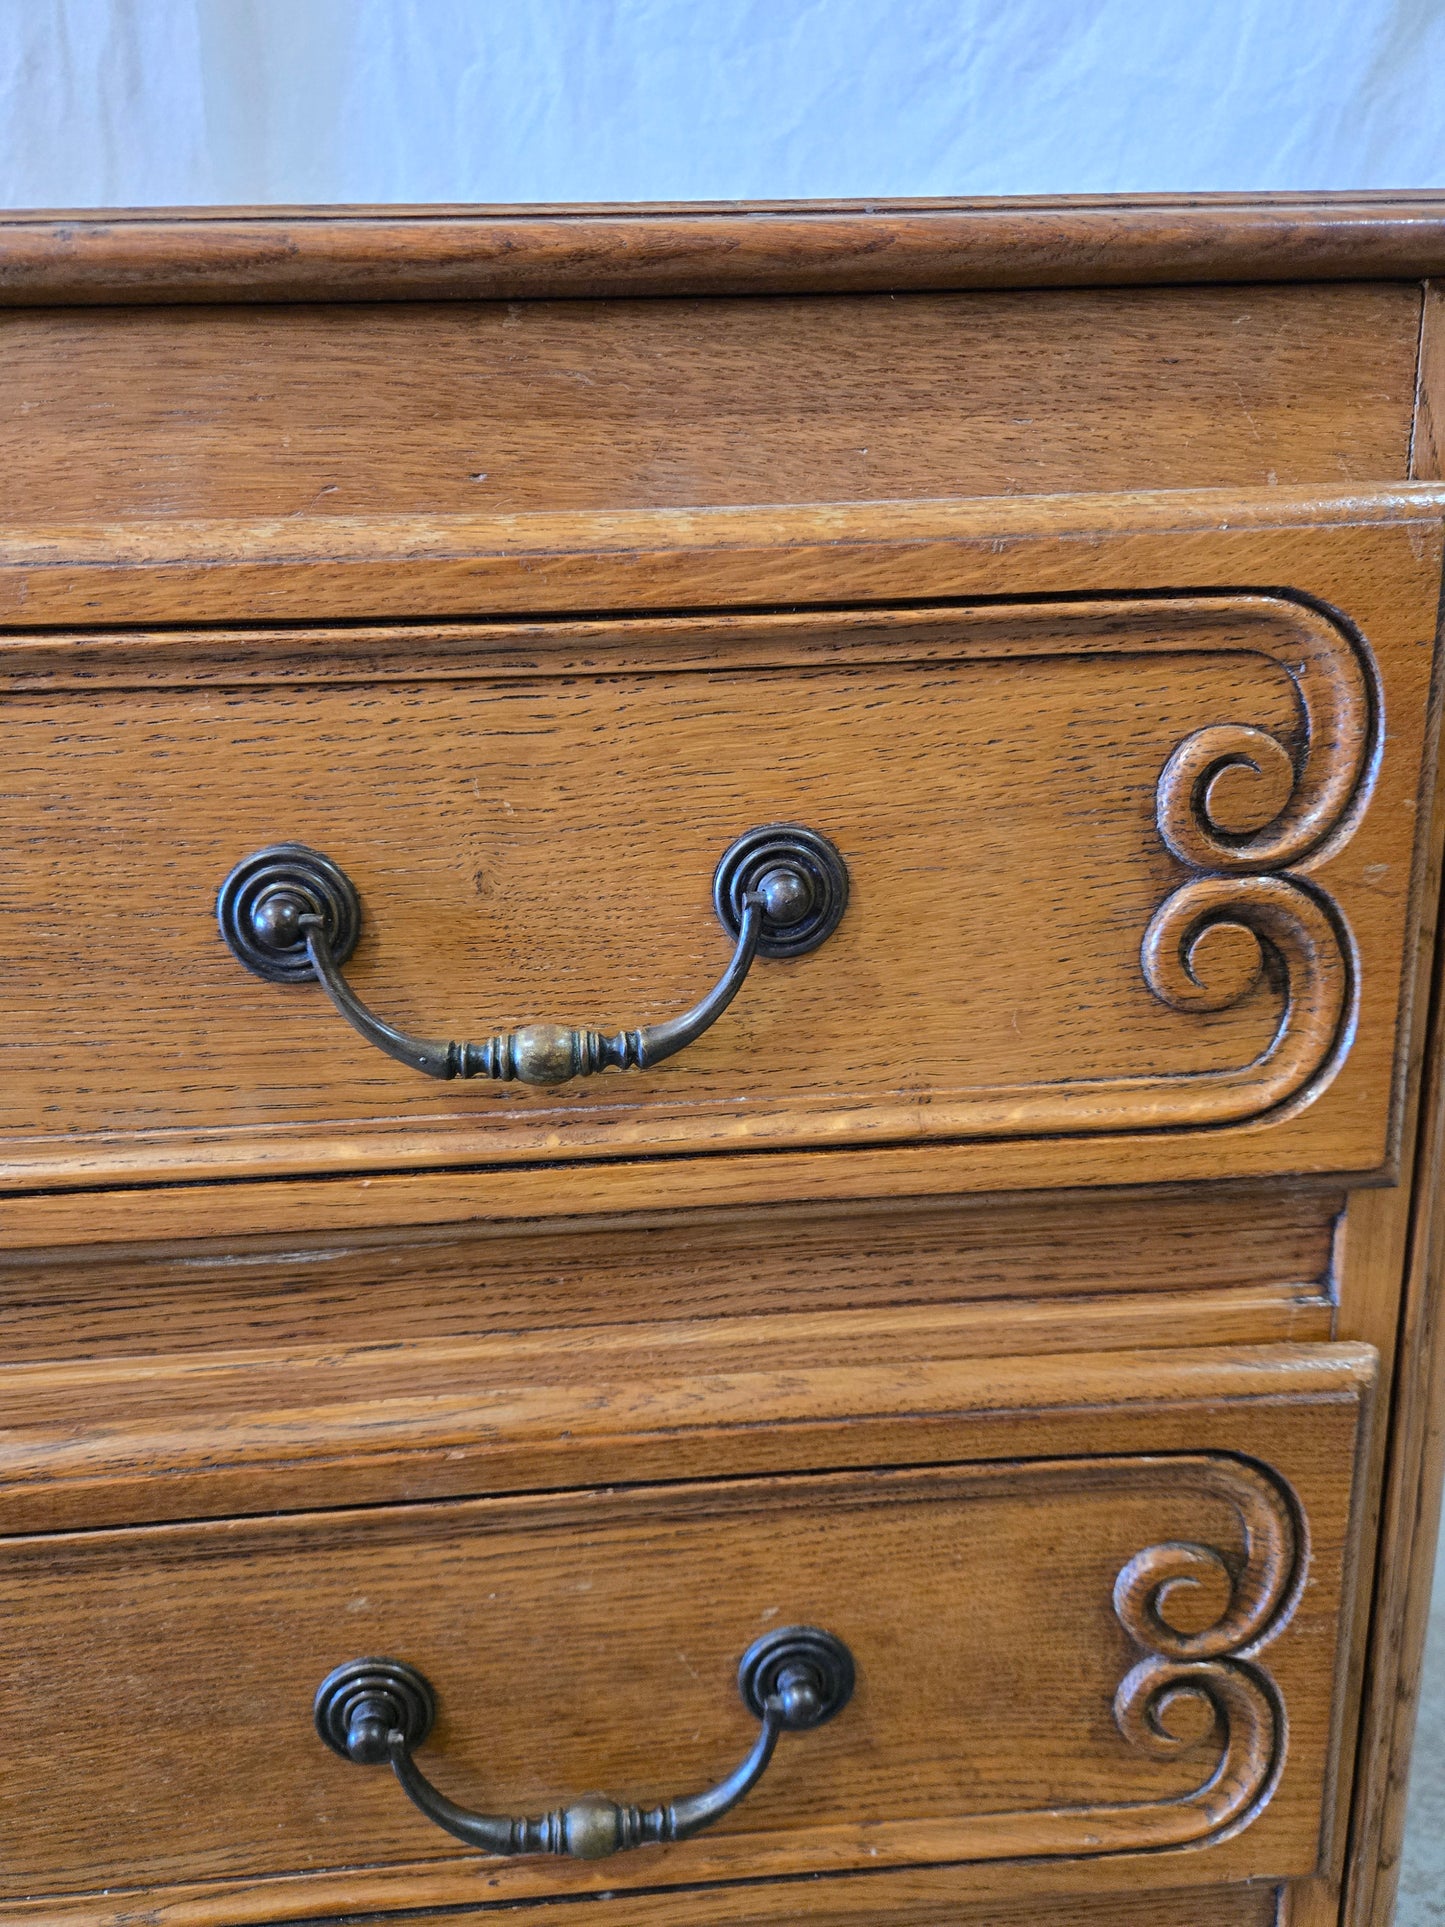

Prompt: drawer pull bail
[216,824,848,1086]
[313,1625,854,1858]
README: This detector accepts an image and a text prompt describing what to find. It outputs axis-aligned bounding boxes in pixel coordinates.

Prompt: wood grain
[0,285,1418,526]
[1330,269,1445,1925]
[226,1879,1280,1927]
[0,205,1440,1927]
[1343,856,1445,1925]
[0,1335,1362,1533]
[0,1344,1370,1920]
[1411,282,1445,481]
[0,197,1443,302]
[0,483,1439,626]
[0,1183,1338,1365]
[0,605,1350,1168]
[0,1139,1369,1256]
[1265,326,1445,1917]
[0,541,1427,1208]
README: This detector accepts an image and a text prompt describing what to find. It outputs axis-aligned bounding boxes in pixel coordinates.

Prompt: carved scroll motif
[1109,1456,1297,1847]
[872,1454,1302,1865]
[1144,594,1371,1115]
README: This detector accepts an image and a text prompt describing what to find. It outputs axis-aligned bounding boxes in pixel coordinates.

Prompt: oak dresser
[2,194,1445,1926]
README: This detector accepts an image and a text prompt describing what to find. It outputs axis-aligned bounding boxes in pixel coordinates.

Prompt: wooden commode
[1,193,1445,1924]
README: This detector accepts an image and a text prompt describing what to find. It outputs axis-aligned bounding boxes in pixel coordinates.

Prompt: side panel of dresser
[1338,277,1445,1927]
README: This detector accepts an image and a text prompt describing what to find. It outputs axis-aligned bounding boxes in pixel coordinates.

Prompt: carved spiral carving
[1111,1458,1298,1846]
[1113,1658,1283,1837]
[1154,600,1371,873]
[1141,874,1343,1015]
[1144,597,1369,1116]
[1113,1463,1295,1652]
[1140,873,1349,1113]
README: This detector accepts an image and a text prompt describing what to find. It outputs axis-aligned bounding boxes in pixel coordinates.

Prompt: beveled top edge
[4,192,1445,304]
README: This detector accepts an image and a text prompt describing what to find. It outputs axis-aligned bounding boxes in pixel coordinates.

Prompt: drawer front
[0,1344,1372,1923]
[0,284,1419,521]
[0,503,1437,1202]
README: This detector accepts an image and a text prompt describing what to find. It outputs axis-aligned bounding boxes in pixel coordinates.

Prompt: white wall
[2,0,1444,209]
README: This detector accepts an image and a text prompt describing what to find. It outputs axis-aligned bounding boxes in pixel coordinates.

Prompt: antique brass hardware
[216,825,848,1086]
[313,1626,855,1858]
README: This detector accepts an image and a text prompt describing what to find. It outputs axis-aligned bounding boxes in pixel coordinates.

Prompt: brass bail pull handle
[313,1627,855,1860]
[217,824,848,1087]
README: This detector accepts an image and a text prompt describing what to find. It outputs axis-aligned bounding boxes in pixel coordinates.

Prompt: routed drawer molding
[0,1343,1373,1923]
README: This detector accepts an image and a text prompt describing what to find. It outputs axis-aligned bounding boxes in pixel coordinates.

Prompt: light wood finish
[0,1337,1356,1533]
[0,1184,1337,1364]
[0,1136,1363,1252]
[0,1345,1371,1922]
[287,1883,1282,1927]
[1284,360,1445,1915]
[0,285,1419,524]
[1340,271,1445,1925]
[0,516,1432,1208]
[1,482,1440,624]
[1346,966,1445,1923]
[2,201,1444,1926]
